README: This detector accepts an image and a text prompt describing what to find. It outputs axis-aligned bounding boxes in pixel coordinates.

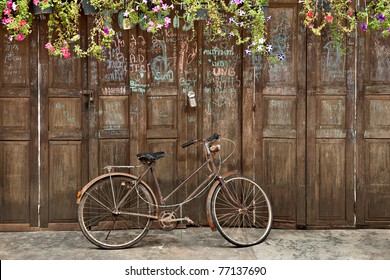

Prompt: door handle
[83,90,94,109]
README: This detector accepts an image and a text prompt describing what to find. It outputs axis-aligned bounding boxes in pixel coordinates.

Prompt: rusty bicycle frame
[79,134,238,230]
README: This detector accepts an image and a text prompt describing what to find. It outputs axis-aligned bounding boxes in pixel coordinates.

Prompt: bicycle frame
[129,140,221,210]
[76,135,239,227]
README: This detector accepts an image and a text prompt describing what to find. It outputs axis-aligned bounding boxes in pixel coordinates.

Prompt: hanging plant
[122,0,173,33]
[74,0,120,60]
[357,0,390,37]
[175,0,228,40]
[38,0,81,59]
[221,0,271,56]
[1,0,33,41]
[301,0,356,50]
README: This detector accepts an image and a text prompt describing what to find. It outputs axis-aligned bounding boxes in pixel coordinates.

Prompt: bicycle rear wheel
[211,176,272,247]
[78,175,156,249]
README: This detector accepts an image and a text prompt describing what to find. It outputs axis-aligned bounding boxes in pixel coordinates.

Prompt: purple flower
[103,27,110,34]
[378,13,386,22]
[238,10,246,16]
[245,48,251,56]
[278,53,285,61]
[360,23,367,31]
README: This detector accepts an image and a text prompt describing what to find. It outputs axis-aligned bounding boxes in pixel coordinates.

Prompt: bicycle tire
[78,175,155,249]
[211,176,273,247]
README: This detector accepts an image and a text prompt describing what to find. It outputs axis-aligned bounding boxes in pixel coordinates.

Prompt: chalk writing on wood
[268,8,293,83]
[203,42,241,120]
[129,34,150,93]
[3,41,27,86]
[150,36,176,85]
[103,32,128,83]
[371,32,390,82]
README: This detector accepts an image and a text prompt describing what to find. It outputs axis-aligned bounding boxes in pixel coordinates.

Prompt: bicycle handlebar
[181,139,197,148]
[181,133,220,148]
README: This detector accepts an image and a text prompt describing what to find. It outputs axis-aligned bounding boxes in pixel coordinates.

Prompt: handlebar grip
[206,133,220,142]
[181,139,197,148]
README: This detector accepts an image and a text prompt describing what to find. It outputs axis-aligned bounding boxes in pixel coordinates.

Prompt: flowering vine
[123,0,173,33]
[1,0,32,41]
[357,0,390,37]
[37,0,81,59]
[301,0,356,50]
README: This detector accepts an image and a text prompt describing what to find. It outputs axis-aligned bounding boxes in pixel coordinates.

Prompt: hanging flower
[124,0,173,34]
[301,0,357,51]
[357,0,390,38]
[0,0,33,41]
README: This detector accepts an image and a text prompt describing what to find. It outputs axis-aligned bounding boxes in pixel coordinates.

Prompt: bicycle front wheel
[211,176,273,247]
[78,175,156,249]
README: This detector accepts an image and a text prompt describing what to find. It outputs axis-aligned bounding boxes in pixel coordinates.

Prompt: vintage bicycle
[76,133,273,249]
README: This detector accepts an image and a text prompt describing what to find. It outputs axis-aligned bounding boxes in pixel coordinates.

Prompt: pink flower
[45,42,56,52]
[161,3,168,10]
[16,34,24,41]
[4,7,11,15]
[7,1,12,8]
[326,14,333,23]
[20,19,26,26]
[164,17,171,25]
[61,47,71,58]
[152,6,160,13]
[63,51,71,59]
[33,0,40,6]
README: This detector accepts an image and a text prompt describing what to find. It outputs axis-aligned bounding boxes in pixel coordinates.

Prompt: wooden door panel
[263,139,296,221]
[0,142,30,223]
[0,35,37,229]
[364,96,390,138]
[307,22,355,227]
[99,140,130,168]
[48,97,82,139]
[363,140,390,222]
[315,140,346,221]
[358,31,390,227]
[263,96,297,138]
[42,47,88,228]
[48,141,81,223]
[246,5,302,227]
[2,41,29,87]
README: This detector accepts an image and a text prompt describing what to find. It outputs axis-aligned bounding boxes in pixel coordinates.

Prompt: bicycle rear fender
[205,170,238,231]
[76,173,158,214]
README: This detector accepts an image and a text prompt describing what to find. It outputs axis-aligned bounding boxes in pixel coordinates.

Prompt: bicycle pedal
[184,217,194,224]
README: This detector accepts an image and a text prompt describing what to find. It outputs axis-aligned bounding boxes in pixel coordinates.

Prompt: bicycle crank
[158,211,194,231]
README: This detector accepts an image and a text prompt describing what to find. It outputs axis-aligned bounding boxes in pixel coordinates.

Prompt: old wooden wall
[1,1,390,230]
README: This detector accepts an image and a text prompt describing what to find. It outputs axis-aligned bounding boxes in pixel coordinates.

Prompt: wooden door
[357,31,390,227]
[89,17,197,216]
[0,32,38,230]
[306,28,355,227]
[244,3,306,228]
[39,18,89,229]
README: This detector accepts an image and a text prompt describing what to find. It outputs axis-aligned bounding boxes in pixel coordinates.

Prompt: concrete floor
[0,227,389,260]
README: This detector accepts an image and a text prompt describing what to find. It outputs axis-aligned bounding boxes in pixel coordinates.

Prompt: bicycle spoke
[78,175,155,249]
[211,176,272,247]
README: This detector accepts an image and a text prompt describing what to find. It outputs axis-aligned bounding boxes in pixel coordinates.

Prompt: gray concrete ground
[0,228,389,260]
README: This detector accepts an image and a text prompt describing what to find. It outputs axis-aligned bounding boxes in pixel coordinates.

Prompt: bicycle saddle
[136,151,166,163]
